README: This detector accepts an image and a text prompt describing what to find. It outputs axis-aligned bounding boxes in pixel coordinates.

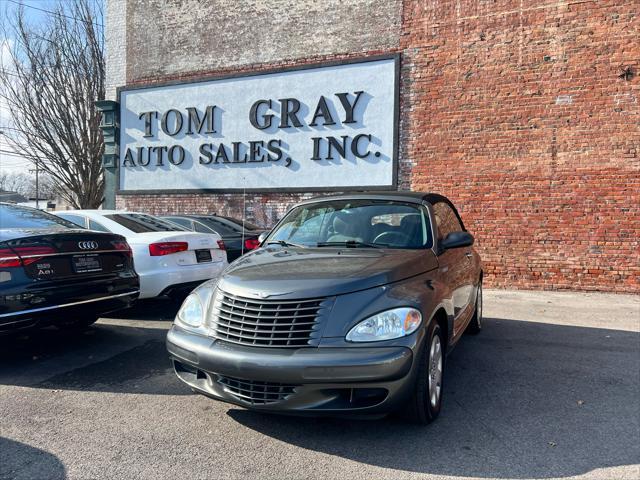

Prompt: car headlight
[346,307,422,342]
[176,293,204,328]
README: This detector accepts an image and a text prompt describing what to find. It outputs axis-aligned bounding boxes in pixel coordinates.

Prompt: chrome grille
[218,375,297,405]
[210,291,330,347]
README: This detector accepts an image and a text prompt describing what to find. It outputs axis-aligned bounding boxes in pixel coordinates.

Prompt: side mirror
[258,231,269,245]
[441,231,474,250]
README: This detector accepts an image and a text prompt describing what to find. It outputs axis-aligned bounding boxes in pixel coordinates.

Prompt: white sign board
[118,57,398,193]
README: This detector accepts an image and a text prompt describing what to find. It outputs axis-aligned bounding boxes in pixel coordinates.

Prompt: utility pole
[28,160,40,209]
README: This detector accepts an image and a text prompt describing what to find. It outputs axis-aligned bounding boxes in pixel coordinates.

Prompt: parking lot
[1,290,638,480]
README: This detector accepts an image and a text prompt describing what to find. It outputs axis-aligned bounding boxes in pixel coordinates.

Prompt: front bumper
[167,326,418,414]
[0,290,139,334]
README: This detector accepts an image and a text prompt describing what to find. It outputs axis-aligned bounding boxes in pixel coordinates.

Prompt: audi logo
[78,241,99,250]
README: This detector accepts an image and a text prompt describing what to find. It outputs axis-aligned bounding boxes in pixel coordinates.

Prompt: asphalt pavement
[1,290,638,480]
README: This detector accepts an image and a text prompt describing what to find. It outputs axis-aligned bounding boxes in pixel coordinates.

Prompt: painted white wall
[119,58,397,192]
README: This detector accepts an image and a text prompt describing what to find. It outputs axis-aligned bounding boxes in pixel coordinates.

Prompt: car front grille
[209,290,331,347]
[217,375,297,405]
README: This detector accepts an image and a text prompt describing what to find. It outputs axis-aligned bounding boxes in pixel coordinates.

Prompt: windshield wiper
[266,240,307,248]
[316,240,386,249]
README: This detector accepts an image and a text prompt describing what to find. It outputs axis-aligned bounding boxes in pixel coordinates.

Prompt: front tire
[404,322,444,424]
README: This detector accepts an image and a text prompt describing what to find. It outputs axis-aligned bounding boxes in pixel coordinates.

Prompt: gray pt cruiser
[166,192,482,424]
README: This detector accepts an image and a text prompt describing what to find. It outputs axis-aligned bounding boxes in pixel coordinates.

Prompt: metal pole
[35,159,39,209]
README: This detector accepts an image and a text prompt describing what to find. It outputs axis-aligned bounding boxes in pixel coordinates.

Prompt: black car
[161,214,265,262]
[166,192,482,423]
[0,203,139,334]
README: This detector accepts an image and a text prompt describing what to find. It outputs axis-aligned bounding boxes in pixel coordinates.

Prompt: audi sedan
[166,192,482,423]
[0,203,139,334]
[54,210,228,300]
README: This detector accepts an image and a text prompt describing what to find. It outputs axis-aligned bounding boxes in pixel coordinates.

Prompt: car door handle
[465,252,473,259]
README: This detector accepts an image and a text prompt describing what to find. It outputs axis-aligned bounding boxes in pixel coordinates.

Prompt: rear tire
[466,281,483,335]
[404,322,444,424]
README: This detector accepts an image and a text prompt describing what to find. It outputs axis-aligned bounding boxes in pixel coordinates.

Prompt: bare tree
[0,171,57,198]
[0,0,105,208]
[0,171,31,195]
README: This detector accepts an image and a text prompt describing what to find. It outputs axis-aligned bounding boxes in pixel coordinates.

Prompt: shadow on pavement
[102,297,182,321]
[0,438,66,480]
[228,317,640,479]
[0,299,189,396]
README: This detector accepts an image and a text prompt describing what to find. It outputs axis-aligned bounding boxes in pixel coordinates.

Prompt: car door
[432,201,475,337]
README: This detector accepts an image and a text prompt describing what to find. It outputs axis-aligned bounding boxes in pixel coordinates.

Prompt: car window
[193,221,214,234]
[104,213,188,233]
[432,202,463,241]
[195,217,237,236]
[165,217,194,230]
[220,216,260,231]
[57,213,88,228]
[0,204,77,229]
[88,219,110,232]
[268,200,432,249]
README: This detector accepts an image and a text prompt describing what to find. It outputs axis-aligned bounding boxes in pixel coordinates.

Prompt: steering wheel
[373,231,412,247]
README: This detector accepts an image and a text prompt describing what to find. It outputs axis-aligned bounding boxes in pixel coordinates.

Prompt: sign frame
[116,54,400,195]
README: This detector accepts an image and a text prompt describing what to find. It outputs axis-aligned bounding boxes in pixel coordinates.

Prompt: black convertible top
[299,191,466,231]
[302,191,452,206]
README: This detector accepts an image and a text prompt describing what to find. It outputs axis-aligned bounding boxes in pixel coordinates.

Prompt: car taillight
[149,242,189,256]
[217,240,226,250]
[244,238,260,250]
[0,246,56,267]
[0,248,21,268]
[111,240,132,257]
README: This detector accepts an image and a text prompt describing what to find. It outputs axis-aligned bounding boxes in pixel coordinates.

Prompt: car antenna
[241,178,246,256]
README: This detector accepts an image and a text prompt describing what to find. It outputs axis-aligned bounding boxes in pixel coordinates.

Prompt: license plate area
[195,249,212,263]
[72,254,102,274]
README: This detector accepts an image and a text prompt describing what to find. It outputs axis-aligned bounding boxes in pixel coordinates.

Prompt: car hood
[217,246,439,299]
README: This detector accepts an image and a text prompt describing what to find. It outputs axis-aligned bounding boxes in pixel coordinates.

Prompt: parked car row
[54,210,228,299]
[160,214,265,262]
[1,191,483,425]
[0,203,263,333]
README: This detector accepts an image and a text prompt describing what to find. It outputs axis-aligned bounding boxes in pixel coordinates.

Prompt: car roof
[56,210,143,216]
[299,191,451,206]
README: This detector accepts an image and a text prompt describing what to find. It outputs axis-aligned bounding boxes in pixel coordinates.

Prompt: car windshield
[267,200,432,249]
[105,213,189,233]
[0,203,77,229]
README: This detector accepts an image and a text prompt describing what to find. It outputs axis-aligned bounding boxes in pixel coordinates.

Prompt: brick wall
[400,0,639,292]
[113,0,639,293]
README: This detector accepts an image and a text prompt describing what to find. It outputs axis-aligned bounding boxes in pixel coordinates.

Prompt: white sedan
[54,210,228,299]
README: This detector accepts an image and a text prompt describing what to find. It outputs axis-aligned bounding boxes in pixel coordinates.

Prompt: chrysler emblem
[255,291,292,299]
[78,241,99,250]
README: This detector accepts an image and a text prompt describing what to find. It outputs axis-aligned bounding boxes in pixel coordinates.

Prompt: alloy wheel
[428,334,443,407]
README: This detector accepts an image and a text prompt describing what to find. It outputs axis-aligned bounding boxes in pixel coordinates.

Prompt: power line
[0,148,31,159]
[6,0,104,28]
[0,69,21,79]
